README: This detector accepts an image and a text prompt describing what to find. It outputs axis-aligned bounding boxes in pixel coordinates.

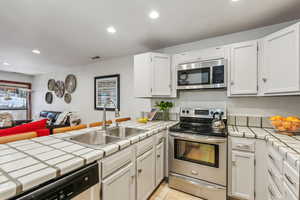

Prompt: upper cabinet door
[134,52,172,97]
[262,23,300,95]
[134,53,153,97]
[229,41,258,95]
[151,53,171,96]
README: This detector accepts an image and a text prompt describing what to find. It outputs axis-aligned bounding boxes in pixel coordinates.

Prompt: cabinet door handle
[232,161,236,166]
[268,169,274,178]
[268,154,274,162]
[157,154,161,158]
[138,169,142,173]
[191,170,198,175]
[285,174,295,186]
[262,78,267,82]
[230,81,234,86]
[268,186,275,197]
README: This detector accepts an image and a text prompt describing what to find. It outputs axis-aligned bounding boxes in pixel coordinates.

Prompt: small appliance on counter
[168,106,227,200]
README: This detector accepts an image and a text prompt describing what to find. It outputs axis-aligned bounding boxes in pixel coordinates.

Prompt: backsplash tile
[236,116,248,126]
[262,117,273,128]
[248,116,262,127]
[228,115,272,128]
[227,115,236,126]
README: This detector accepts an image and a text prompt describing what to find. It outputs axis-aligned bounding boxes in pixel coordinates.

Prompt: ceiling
[1,0,300,75]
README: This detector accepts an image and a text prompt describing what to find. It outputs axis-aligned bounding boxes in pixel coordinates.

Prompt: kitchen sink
[105,127,146,138]
[69,131,121,146]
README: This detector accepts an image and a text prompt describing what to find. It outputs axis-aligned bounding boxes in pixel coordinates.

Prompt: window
[0,80,31,120]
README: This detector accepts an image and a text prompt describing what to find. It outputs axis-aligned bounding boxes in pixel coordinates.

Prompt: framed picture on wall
[94,74,120,111]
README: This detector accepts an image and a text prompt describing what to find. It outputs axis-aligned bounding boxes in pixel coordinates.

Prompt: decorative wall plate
[65,74,77,93]
[48,79,56,91]
[54,80,65,98]
[45,92,53,104]
[64,93,72,104]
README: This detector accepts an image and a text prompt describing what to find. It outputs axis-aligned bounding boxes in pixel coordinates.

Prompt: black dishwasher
[11,162,99,200]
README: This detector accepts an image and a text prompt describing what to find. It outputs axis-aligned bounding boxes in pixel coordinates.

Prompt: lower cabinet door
[137,149,155,200]
[102,163,135,200]
[231,150,255,200]
[156,142,165,187]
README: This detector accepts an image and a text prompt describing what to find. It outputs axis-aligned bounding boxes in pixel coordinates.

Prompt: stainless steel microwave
[177,59,226,90]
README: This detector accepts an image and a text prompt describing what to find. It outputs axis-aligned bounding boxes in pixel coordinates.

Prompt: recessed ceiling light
[107,26,116,34]
[3,62,10,66]
[32,49,41,54]
[149,10,160,19]
[232,0,240,2]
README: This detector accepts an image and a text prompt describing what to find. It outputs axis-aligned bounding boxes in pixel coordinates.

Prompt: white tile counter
[228,125,300,171]
[0,120,178,200]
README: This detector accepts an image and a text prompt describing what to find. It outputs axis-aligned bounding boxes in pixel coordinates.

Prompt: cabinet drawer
[231,137,255,152]
[268,175,283,200]
[102,147,134,178]
[136,136,154,157]
[267,160,283,194]
[284,182,298,200]
[267,145,283,174]
[283,161,299,197]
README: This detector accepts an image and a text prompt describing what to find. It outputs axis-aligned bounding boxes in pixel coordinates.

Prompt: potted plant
[155,101,173,121]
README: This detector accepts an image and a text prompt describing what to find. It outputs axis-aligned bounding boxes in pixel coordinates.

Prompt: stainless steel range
[168,106,227,200]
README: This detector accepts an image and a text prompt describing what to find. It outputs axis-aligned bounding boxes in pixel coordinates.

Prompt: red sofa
[0,119,50,143]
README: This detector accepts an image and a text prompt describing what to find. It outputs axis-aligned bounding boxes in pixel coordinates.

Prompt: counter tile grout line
[32,140,90,166]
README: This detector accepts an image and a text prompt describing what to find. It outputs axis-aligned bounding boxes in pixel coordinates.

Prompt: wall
[32,56,150,123]
[0,70,33,84]
[32,19,300,123]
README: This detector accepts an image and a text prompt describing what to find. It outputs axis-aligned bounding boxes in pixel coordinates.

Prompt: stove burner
[169,120,226,137]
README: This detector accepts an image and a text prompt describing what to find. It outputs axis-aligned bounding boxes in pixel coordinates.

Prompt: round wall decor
[48,79,56,91]
[45,92,53,104]
[65,74,77,93]
[54,80,65,98]
[64,93,72,104]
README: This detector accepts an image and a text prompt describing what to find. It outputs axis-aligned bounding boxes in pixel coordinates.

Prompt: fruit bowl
[270,116,300,133]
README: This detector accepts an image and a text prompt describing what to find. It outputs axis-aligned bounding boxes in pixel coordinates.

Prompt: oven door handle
[170,134,227,144]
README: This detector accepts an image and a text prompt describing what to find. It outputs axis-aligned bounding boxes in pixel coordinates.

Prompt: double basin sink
[68,126,146,147]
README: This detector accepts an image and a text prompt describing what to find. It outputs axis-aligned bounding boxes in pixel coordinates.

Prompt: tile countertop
[228,125,300,172]
[0,120,178,200]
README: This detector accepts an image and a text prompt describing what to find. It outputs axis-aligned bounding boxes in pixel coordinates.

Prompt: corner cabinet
[261,23,300,95]
[228,40,258,96]
[134,52,174,97]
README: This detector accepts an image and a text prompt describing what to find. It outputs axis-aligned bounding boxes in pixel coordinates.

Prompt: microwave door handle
[210,66,213,85]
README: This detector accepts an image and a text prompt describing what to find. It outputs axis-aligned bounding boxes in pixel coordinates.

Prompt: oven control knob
[182,110,186,114]
[186,110,190,114]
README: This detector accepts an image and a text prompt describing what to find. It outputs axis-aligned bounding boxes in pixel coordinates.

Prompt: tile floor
[149,182,203,200]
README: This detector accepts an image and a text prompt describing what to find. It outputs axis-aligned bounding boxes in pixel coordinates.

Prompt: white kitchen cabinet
[262,23,300,95]
[173,46,226,65]
[137,149,156,200]
[229,40,258,96]
[102,163,135,200]
[134,52,172,97]
[155,141,165,187]
[231,150,255,200]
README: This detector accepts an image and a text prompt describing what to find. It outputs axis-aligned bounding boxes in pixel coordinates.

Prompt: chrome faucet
[103,98,120,130]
